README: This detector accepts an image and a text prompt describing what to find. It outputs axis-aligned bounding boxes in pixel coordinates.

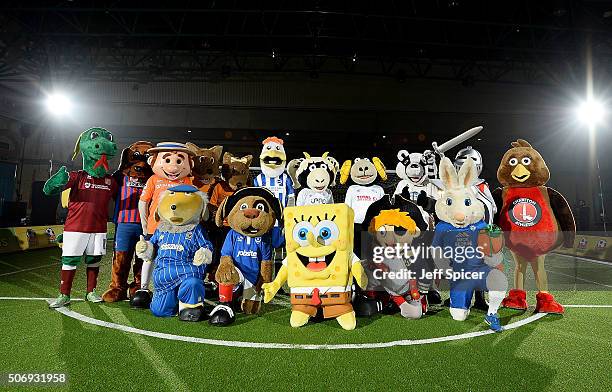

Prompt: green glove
[43,166,69,196]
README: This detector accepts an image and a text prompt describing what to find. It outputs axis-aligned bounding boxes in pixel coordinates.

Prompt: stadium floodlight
[45,93,72,116]
[576,98,606,127]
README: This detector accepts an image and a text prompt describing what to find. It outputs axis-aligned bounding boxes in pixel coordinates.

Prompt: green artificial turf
[0,248,610,391]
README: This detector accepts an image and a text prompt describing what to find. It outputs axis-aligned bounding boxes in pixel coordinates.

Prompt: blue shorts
[449,265,492,310]
[114,223,143,252]
[150,277,205,317]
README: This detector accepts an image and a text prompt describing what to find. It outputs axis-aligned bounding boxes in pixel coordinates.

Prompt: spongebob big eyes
[262,203,368,330]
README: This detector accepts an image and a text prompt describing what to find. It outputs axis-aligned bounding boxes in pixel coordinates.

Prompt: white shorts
[234,268,260,301]
[62,232,107,257]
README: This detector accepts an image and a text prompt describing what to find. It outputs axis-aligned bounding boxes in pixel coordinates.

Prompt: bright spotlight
[577,99,605,126]
[45,93,72,116]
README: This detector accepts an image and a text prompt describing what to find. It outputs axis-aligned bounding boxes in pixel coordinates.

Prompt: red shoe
[535,292,564,314]
[502,289,528,310]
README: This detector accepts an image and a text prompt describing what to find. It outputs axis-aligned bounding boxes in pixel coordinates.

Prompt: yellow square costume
[262,203,368,330]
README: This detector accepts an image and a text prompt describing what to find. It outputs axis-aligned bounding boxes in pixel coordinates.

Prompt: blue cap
[168,185,199,193]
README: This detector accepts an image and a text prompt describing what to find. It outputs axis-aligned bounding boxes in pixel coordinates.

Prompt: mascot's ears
[372,157,387,181]
[71,131,85,160]
[339,160,352,185]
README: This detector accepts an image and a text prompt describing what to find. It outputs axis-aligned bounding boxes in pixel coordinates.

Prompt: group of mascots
[43,125,575,332]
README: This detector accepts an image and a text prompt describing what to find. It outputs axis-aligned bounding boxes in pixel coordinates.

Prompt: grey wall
[0,74,608,228]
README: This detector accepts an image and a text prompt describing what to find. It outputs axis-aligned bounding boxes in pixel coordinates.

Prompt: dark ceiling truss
[0,1,610,85]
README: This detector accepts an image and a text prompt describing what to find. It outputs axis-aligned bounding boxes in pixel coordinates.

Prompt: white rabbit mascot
[430,157,507,332]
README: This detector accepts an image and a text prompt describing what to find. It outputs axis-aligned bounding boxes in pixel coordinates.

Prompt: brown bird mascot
[493,139,575,314]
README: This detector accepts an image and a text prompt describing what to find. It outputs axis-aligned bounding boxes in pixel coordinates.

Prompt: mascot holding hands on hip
[45,127,118,308]
[131,142,195,308]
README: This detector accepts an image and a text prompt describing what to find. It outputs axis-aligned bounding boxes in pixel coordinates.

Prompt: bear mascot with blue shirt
[135,184,214,322]
[208,187,282,326]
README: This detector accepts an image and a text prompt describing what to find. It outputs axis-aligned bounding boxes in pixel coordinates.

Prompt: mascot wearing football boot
[45,127,118,308]
[209,187,281,326]
[102,141,154,302]
[431,157,507,332]
[263,203,368,330]
[135,185,213,321]
[131,142,195,308]
[453,146,497,310]
[494,139,575,314]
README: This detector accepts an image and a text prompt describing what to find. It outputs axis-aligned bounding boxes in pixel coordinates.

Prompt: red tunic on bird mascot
[493,139,575,314]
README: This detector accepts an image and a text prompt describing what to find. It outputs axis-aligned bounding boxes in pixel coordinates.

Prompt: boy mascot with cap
[253,137,294,247]
[131,142,195,308]
[102,141,154,302]
[494,139,575,314]
[209,187,281,326]
[135,185,213,321]
[45,127,118,308]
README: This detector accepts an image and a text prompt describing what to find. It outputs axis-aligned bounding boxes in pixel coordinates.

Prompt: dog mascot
[209,187,281,326]
[262,203,368,330]
[453,146,497,310]
[131,142,195,308]
[186,143,223,196]
[45,127,118,308]
[340,156,387,256]
[295,152,338,206]
[209,152,252,215]
[431,157,507,332]
[102,141,154,302]
[135,185,213,321]
[494,139,575,314]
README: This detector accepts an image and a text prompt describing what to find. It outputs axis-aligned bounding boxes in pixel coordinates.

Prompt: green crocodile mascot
[44,127,118,308]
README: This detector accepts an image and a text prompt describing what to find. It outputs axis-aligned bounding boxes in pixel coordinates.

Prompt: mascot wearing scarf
[45,127,118,308]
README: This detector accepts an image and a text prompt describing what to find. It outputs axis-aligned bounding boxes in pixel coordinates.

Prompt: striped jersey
[253,172,294,208]
[114,174,147,224]
[150,225,213,293]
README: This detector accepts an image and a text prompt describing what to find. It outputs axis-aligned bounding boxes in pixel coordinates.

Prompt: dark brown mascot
[102,141,154,302]
[208,187,281,326]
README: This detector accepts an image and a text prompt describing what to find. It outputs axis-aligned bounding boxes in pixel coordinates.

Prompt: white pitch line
[0,297,608,350]
[0,262,61,277]
[552,253,612,266]
[563,304,612,308]
[545,269,612,288]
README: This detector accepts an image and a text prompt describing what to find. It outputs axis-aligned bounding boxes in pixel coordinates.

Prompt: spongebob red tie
[310,288,321,306]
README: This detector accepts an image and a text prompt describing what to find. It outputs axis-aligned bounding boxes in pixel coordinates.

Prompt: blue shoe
[485,313,503,332]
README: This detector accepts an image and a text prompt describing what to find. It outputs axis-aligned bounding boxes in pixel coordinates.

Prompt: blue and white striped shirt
[253,172,295,208]
[150,225,213,293]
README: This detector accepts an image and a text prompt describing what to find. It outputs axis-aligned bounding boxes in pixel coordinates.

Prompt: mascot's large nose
[410,163,419,169]
[243,208,260,219]
[171,204,177,210]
